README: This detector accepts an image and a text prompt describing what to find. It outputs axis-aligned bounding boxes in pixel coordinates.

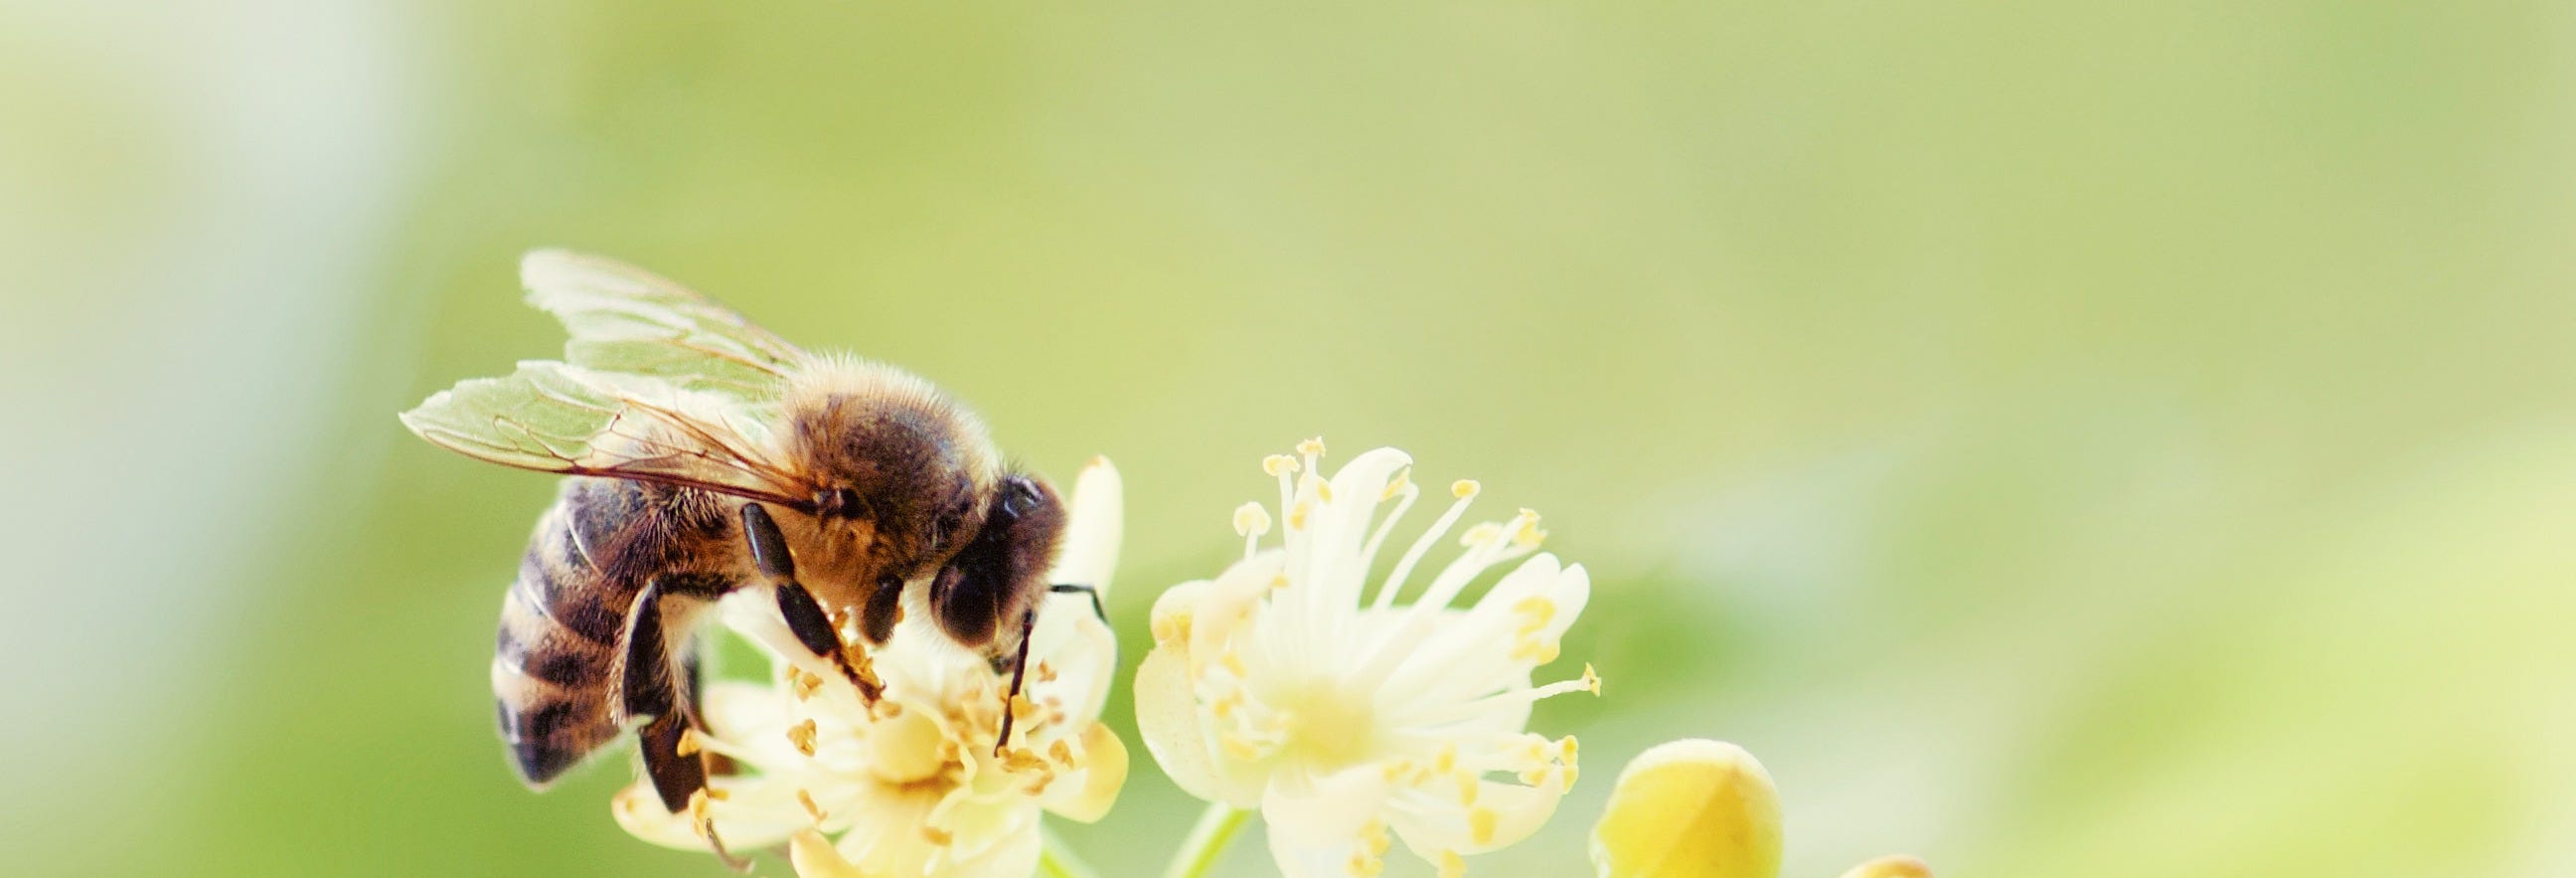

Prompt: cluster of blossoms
[610,441,1932,878]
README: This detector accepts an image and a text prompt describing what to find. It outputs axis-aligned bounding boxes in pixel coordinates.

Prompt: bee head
[929,472,1065,655]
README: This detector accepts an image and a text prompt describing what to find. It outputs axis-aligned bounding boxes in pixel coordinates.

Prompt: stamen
[787,718,819,757]
[1263,454,1300,477]
[1411,675,1598,726]
[1469,806,1499,845]
[1511,509,1546,549]
[1359,480,1421,607]
[1373,486,1479,612]
[1235,501,1273,559]
[1512,596,1555,636]
[1438,850,1466,878]
[675,729,703,757]
[921,826,955,847]
[1452,479,1480,499]
[797,788,827,822]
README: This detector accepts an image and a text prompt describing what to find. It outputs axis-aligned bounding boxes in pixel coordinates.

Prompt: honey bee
[399,252,1094,845]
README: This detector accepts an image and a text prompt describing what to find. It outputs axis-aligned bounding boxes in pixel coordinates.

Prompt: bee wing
[400,360,813,508]
[521,249,810,403]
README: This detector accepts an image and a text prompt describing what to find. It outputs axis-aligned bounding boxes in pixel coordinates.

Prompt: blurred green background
[6,1,2574,875]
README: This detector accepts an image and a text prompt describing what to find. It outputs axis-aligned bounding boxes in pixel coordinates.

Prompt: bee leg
[623,576,734,807]
[860,574,905,645]
[993,608,1040,757]
[1049,583,1106,621]
[742,503,885,702]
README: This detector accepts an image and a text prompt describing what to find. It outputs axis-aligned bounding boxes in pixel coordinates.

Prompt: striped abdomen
[491,490,637,787]
[491,473,745,787]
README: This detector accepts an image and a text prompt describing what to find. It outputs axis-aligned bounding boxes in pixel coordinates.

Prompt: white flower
[613,458,1130,878]
[1135,439,1598,878]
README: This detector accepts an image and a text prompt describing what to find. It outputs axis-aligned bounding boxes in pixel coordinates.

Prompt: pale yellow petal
[1046,457,1123,598]
[610,784,710,852]
[1389,775,1568,857]
[942,818,1044,878]
[1132,645,1225,802]
[1259,763,1391,846]
[791,829,881,878]
[1042,722,1130,823]
[1837,855,1933,878]
[1589,740,1783,878]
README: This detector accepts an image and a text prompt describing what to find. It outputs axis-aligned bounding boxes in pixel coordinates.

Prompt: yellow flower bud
[1590,739,1784,878]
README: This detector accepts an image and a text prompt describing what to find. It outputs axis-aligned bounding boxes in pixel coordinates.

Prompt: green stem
[1161,802,1252,878]
[1041,825,1102,878]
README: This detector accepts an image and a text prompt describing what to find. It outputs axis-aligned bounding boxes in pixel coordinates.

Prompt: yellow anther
[1451,479,1481,499]
[797,789,827,822]
[1264,454,1300,476]
[1222,735,1263,761]
[1382,468,1411,500]
[1349,851,1383,877]
[1582,663,1602,695]
[1049,739,1076,766]
[1456,772,1480,805]
[1289,500,1313,530]
[1558,735,1580,762]
[1037,660,1058,683]
[1366,821,1392,856]
[921,825,955,847]
[1317,480,1336,502]
[1434,743,1458,775]
[1512,596,1555,636]
[1460,522,1503,546]
[790,668,823,701]
[674,728,703,757]
[1003,747,1052,774]
[1298,437,1327,457]
[1438,850,1466,878]
[1024,769,1057,796]
[786,718,819,757]
[1469,806,1499,845]
[1234,501,1273,537]
[1271,572,1291,590]
[686,790,714,836]
[1560,765,1578,787]
[1152,613,1192,647]
[1221,650,1248,676]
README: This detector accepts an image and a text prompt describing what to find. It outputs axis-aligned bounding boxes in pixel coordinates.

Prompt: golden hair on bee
[401,252,1093,867]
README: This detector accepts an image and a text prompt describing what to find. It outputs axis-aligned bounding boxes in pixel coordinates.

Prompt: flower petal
[1133,645,1226,803]
[1589,740,1783,878]
[1042,722,1129,823]
[791,828,882,878]
[942,817,1042,878]
[1260,763,1392,846]
[1047,457,1123,598]
[1387,775,1568,859]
